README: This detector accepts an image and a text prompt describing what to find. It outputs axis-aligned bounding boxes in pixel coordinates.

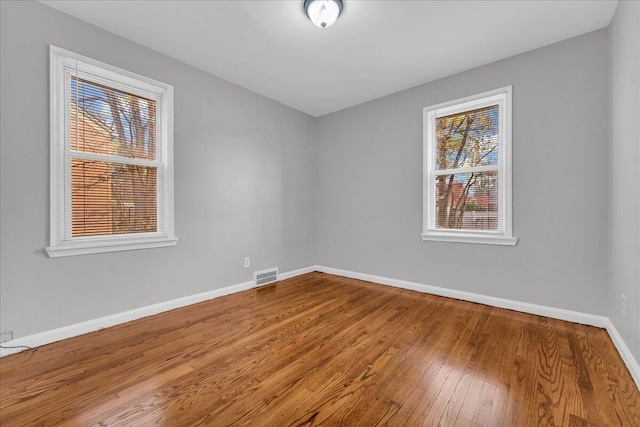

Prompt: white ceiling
[40,1,618,117]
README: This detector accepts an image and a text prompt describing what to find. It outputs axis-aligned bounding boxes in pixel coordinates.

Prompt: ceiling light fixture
[304,0,343,29]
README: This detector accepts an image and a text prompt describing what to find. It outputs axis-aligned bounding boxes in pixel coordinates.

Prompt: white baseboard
[605,319,640,390]
[278,265,315,281]
[316,265,608,327]
[0,266,314,358]
[315,265,639,390]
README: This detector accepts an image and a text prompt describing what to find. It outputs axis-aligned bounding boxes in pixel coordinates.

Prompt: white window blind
[47,46,176,257]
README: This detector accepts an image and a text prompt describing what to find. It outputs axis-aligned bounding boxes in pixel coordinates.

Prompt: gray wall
[315,29,610,315]
[0,1,316,338]
[608,0,640,364]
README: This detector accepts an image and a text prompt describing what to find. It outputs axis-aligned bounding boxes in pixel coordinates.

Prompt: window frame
[46,46,177,257]
[422,86,517,246]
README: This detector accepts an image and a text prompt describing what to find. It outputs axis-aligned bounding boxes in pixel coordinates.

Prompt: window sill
[421,233,518,246]
[46,236,178,257]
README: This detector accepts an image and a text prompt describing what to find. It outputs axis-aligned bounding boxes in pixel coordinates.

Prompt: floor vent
[254,268,279,287]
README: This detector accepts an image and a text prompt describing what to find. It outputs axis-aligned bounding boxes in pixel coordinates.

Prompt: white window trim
[421,86,517,246]
[46,46,177,257]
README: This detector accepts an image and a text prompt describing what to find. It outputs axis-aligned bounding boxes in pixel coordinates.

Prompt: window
[422,86,517,245]
[47,46,176,257]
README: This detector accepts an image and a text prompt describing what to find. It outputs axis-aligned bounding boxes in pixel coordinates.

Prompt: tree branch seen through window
[70,79,157,237]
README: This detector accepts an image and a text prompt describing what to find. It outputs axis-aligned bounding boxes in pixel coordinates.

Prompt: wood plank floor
[1,272,638,426]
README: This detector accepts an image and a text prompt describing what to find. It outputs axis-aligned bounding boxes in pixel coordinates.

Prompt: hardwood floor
[1,272,638,426]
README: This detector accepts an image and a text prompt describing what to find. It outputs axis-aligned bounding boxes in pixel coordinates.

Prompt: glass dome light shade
[304,0,343,29]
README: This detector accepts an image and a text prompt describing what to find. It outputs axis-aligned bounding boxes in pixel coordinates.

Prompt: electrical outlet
[0,331,13,343]
[621,294,626,315]
[244,257,250,268]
